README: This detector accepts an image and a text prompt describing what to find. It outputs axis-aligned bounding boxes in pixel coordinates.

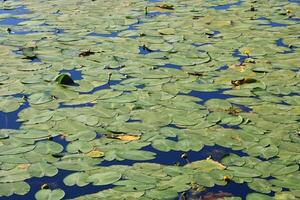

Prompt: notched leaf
[54,74,76,86]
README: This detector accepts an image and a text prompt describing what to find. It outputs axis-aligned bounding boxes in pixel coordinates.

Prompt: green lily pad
[246,193,273,200]
[35,189,65,200]
[88,171,122,186]
[0,182,30,197]
[63,172,89,187]
[227,166,261,178]
[28,162,58,178]
[54,74,75,85]
[117,150,156,161]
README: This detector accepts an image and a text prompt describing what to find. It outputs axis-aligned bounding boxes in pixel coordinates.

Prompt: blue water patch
[216,65,229,71]
[210,1,243,10]
[276,38,294,53]
[159,64,182,70]
[183,89,233,103]
[219,124,241,129]
[88,31,119,37]
[0,101,29,129]
[0,6,31,15]
[80,80,122,94]
[127,22,139,31]
[52,134,68,145]
[12,30,36,35]
[139,45,160,54]
[30,57,42,63]
[232,49,251,63]
[236,104,252,112]
[146,11,171,18]
[60,69,83,81]
[289,0,300,4]
[167,123,185,130]
[166,135,179,142]
[276,38,290,48]
[289,17,300,22]
[135,84,145,89]
[0,17,25,25]
[54,28,64,34]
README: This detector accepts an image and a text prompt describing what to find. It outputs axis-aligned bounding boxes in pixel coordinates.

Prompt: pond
[0,0,299,199]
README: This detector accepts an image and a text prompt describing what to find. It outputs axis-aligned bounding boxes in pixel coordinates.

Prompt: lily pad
[35,189,65,200]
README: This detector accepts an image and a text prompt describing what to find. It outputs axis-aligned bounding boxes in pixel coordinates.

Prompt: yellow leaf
[242,48,251,56]
[17,164,30,170]
[91,100,97,104]
[86,150,105,158]
[116,135,140,141]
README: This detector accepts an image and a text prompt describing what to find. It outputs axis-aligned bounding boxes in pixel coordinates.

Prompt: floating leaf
[88,171,122,186]
[29,93,53,105]
[0,182,30,197]
[54,74,75,85]
[246,193,273,200]
[35,189,65,200]
[117,150,156,161]
[63,172,89,187]
[28,162,58,178]
[227,166,261,178]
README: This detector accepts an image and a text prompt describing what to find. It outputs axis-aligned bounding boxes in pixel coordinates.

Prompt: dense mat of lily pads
[0,0,299,199]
